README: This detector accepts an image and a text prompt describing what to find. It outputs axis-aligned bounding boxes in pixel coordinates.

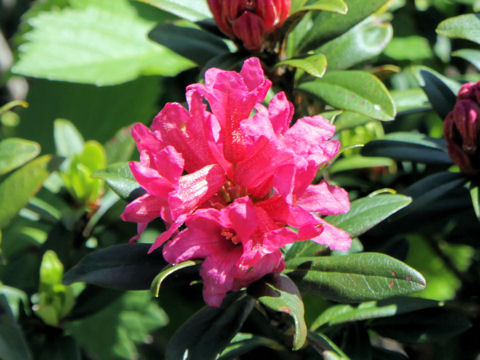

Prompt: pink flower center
[219,180,248,204]
[221,228,241,245]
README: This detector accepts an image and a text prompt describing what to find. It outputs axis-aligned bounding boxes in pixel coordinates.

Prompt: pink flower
[122,57,351,306]
[207,0,291,52]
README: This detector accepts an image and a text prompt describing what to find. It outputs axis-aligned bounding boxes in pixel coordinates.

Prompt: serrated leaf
[298,71,396,121]
[166,294,255,360]
[0,138,40,176]
[277,54,327,78]
[93,162,143,201]
[13,2,195,85]
[286,194,412,259]
[63,244,167,290]
[437,14,480,45]
[453,48,480,70]
[53,119,85,159]
[0,295,32,360]
[361,132,452,164]
[285,253,426,302]
[135,0,212,21]
[248,274,307,350]
[151,260,200,297]
[0,155,62,229]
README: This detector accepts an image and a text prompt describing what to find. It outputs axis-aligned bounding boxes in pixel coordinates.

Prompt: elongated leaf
[361,132,452,164]
[63,244,167,290]
[136,0,212,21]
[248,274,307,350]
[384,36,433,61]
[93,162,143,201]
[453,48,480,70]
[318,18,392,70]
[53,119,85,159]
[308,332,350,359]
[0,100,28,116]
[149,24,228,66]
[0,138,40,176]
[277,54,327,78]
[390,89,430,115]
[166,294,255,360]
[292,0,348,14]
[286,194,411,259]
[329,156,394,174]
[469,183,480,220]
[0,155,62,229]
[151,260,200,297]
[334,111,373,131]
[298,71,396,121]
[437,14,480,45]
[0,295,32,360]
[311,297,439,330]
[219,333,284,360]
[285,253,426,302]
[13,1,194,85]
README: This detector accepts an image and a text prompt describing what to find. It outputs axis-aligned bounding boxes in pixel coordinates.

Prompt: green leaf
[292,0,348,14]
[298,71,396,121]
[286,194,412,259]
[248,274,307,350]
[166,294,255,360]
[308,332,350,359]
[277,54,327,78]
[453,48,480,70]
[0,100,28,116]
[329,155,394,174]
[311,297,439,330]
[218,333,285,360]
[285,253,426,302]
[13,1,195,85]
[469,183,480,220]
[104,126,136,164]
[300,0,390,52]
[0,138,40,176]
[333,111,373,131]
[53,119,85,159]
[63,244,167,290]
[370,308,471,343]
[40,250,64,289]
[151,260,200,297]
[361,132,452,164]
[67,291,168,360]
[317,18,392,70]
[390,88,430,115]
[384,36,433,61]
[437,14,480,45]
[0,295,32,360]
[93,162,143,201]
[148,24,228,66]
[135,0,212,21]
[0,155,62,229]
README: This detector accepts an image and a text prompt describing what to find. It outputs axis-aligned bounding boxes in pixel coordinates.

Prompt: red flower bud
[444,82,480,174]
[207,0,291,52]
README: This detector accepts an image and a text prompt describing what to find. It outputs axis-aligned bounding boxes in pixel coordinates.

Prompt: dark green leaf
[148,24,228,66]
[298,71,396,121]
[371,347,408,360]
[0,295,32,360]
[285,253,426,302]
[0,138,40,176]
[68,286,124,320]
[93,162,143,201]
[308,332,350,359]
[361,132,452,164]
[151,260,200,297]
[53,119,84,159]
[63,244,167,290]
[166,294,255,360]
[436,14,480,45]
[218,333,285,360]
[0,155,62,229]
[342,323,372,360]
[136,0,212,21]
[39,336,81,360]
[277,54,327,78]
[248,274,307,350]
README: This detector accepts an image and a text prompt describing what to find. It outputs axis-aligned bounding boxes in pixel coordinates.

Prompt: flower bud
[444,82,480,174]
[207,0,291,52]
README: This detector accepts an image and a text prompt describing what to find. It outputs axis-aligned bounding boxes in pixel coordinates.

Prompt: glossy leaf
[298,71,396,121]
[285,253,426,302]
[93,162,143,201]
[53,119,85,159]
[277,54,327,78]
[318,18,392,70]
[0,138,40,176]
[361,132,452,164]
[453,48,480,70]
[135,0,212,21]
[166,294,255,360]
[333,111,373,131]
[292,0,348,14]
[390,89,430,115]
[0,295,32,360]
[148,24,228,66]
[218,333,284,360]
[13,1,195,85]
[329,155,394,174]
[248,274,307,350]
[286,194,411,259]
[0,155,62,229]
[63,244,167,290]
[437,14,480,45]
[151,260,200,297]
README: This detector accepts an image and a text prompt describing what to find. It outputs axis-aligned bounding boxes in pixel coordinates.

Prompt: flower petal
[297,181,350,215]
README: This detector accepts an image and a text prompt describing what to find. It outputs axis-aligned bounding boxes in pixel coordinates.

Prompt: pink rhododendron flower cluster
[122,58,351,307]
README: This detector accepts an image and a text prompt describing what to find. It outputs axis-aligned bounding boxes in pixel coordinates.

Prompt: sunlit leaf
[0,138,40,176]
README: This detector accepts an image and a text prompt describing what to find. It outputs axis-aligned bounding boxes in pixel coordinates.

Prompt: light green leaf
[40,250,64,289]
[437,14,480,45]
[292,0,348,14]
[13,2,195,85]
[93,162,142,201]
[285,253,426,302]
[390,88,430,115]
[0,101,28,117]
[0,155,62,229]
[469,183,480,220]
[329,155,394,174]
[104,126,136,164]
[333,111,373,131]
[277,54,327,78]
[298,71,396,121]
[54,119,85,159]
[453,48,480,70]
[0,138,40,176]
[384,36,433,61]
[135,0,212,21]
[0,295,32,360]
[151,260,200,297]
